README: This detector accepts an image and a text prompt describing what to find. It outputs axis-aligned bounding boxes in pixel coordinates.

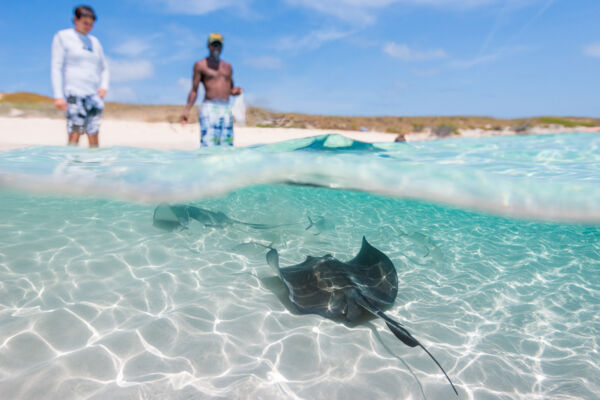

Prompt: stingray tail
[355,293,458,396]
[240,222,272,229]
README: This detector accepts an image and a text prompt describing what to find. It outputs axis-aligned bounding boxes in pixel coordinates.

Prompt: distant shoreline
[1,115,598,152]
[1,91,598,150]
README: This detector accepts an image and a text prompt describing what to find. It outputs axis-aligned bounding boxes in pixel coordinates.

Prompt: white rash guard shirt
[51,28,109,99]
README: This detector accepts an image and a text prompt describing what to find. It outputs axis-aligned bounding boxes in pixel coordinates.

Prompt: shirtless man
[180,33,242,146]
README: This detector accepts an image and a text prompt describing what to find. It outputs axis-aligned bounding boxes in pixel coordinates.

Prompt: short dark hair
[74,5,96,21]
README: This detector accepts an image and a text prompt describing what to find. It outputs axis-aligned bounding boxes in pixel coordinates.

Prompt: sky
[0,0,598,118]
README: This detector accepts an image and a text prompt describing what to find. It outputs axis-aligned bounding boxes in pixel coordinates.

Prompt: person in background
[180,33,243,146]
[394,133,406,142]
[51,5,109,147]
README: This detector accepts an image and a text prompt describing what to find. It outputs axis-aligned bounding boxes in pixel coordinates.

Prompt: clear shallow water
[0,133,598,399]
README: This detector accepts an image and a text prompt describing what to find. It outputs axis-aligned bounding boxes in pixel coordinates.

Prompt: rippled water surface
[0,133,599,399]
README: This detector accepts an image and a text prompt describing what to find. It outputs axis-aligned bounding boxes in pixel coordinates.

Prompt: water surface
[0,133,598,399]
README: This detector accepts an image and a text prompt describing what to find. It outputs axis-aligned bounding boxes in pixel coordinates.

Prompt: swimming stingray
[305,215,334,235]
[153,204,275,231]
[266,237,458,396]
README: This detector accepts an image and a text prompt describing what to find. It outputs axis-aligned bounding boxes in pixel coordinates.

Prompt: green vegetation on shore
[1,92,598,134]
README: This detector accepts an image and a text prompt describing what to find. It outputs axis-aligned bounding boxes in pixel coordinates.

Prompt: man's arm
[180,62,202,124]
[51,32,67,111]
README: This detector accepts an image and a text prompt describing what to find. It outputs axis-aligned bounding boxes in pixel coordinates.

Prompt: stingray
[152,204,275,231]
[305,215,334,235]
[266,236,458,396]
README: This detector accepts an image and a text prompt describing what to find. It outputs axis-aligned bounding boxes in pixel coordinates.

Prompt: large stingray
[153,204,275,231]
[266,236,458,396]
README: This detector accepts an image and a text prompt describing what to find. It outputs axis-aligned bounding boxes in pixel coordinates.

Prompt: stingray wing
[187,206,231,227]
[345,237,398,308]
[270,251,352,318]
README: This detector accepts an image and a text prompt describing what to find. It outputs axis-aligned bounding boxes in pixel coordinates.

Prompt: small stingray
[153,204,275,231]
[305,216,334,235]
[266,237,458,396]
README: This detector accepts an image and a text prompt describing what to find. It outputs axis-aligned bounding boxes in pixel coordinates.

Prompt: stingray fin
[347,236,391,269]
[266,248,281,274]
[152,204,189,230]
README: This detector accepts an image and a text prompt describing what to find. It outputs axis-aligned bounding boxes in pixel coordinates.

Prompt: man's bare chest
[201,65,231,81]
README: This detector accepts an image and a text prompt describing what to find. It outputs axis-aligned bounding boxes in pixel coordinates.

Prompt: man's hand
[231,87,243,96]
[180,111,189,125]
[97,88,107,99]
[54,98,67,111]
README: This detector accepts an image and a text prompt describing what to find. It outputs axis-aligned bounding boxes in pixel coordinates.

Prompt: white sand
[0,117,397,150]
[2,116,596,151]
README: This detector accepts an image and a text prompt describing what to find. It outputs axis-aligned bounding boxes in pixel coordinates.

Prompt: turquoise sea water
[0,133,598,399]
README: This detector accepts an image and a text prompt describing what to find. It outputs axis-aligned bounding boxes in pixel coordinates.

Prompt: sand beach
[2,114,598,151]
[0,116,399,151]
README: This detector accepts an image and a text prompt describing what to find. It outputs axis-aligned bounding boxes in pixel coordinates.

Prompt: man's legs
[66,95,103,147]
[66,95,85,146]
[87,133,99,147]
[199,102,234,146]
[199,103,216,147]
[84,107,102,148]
[68,130,82,145]
[221,110,234,146]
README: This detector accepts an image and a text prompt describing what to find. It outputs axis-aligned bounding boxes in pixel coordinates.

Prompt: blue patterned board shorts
[199,101,234,147]
[66,94,104,135]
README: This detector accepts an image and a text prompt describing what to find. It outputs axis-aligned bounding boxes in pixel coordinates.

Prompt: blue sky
[0,0,598,117]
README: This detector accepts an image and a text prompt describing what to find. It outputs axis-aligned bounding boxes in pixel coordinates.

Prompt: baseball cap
[208,33,224,45]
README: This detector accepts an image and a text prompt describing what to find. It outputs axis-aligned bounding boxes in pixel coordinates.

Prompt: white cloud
[449,45,529,69]
[108,59,154,83]
[583,42,600,58]
[106,87,137,102]
[277,29,354,51]
[153,0,249,15]
[244,56,283,69]
[285,0,392,23]
[112,39,151,57]
[383,42,447,61]
[286,0,504,23]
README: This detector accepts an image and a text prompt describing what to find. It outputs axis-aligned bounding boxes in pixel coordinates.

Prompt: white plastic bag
[231,93,246,126]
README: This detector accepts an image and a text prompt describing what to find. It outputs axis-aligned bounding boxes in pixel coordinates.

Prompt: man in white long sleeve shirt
[51,5,109,147]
